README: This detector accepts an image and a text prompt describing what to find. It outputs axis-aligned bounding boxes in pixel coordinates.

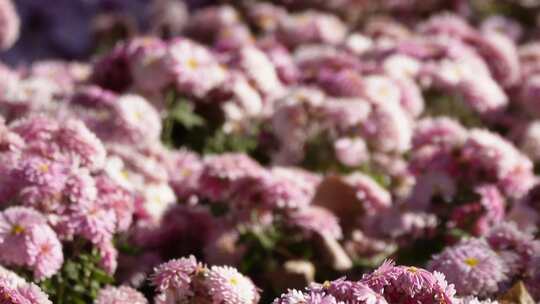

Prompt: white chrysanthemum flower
[142,183,176,222]
[206,266,258,304]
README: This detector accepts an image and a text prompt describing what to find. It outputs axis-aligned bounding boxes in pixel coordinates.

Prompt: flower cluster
[151,255,259,304]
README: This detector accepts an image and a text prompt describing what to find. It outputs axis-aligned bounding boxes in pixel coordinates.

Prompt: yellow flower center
[11,224,25,235]
[121,170,130,180]
[464,257,479,267]
[187,58,199,70]
[407,266,418,273]
[39,163,49,173]
[229,276,239,286]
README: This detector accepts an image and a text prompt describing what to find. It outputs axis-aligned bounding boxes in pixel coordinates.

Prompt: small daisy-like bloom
[97,241,118,275]
[151,256,200,299]
[0,0,19,50]
[95,286,148,304]
[205,265,259,304]
[361,75,401,106]
[165,38,227,98]
[139,182,176,223]
[16,155,70,211]
[362,261,456,303]
[287,206,343,240]
[0,206,48,266]
[25,225,64,280]
[113,94,162,144]
[0,207,63,280]
[128,37,172,93]
[428,239,509,297]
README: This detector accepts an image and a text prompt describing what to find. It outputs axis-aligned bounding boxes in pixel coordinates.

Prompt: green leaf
[170,100,205,129]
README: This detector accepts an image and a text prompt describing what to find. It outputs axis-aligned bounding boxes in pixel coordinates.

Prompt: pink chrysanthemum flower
[428,239,509,297]
[70,199,116,245]
[0,206,48,265]
[25,225,64,280]
[165,38,227,98]
[113,94,162,145]
[205,265,259,304]
[128,37,171,94]
[151,256,200,296]
[0,207,63,280]
[16,155,70,211]
[95,286,148,304]
[361,260,456,303]
[0,266,51,304]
